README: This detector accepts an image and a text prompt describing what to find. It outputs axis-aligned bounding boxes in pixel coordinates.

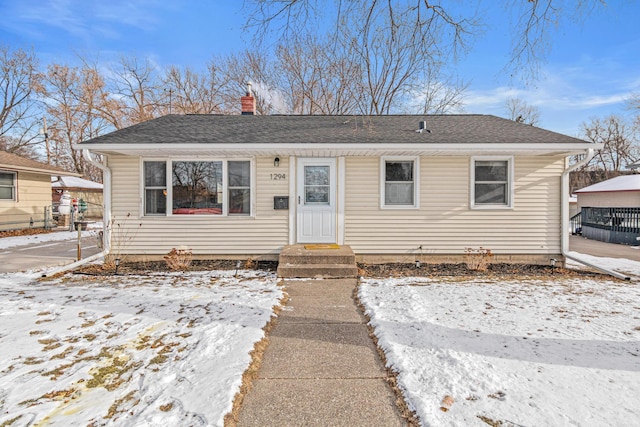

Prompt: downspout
[40,149,111,278]
[561,149,631,280]
[82,149,111,255]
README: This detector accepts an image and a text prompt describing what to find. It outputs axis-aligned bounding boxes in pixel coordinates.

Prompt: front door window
[304,166,330,205]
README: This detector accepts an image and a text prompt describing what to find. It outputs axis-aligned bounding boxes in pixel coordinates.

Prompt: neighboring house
[574,175,640,245]
[52,176,104,218]
[575,175,640,209]
[78,95,599,264]
[0,150,79,231]
[569,194,578,218]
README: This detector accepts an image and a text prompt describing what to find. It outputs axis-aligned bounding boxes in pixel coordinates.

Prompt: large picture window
[381,158,418,208]
[472,157,513,208]
[143,159,251,216]
[172,161,222,215]
[0,171,16,200]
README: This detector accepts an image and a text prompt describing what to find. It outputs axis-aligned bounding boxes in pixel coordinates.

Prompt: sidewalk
[236,278,406,427]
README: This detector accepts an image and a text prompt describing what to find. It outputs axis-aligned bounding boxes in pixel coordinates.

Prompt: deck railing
[570,212,582,235]
[580,207,640,245]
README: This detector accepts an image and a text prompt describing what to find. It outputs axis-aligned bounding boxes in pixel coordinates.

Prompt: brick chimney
[241,81,256,115]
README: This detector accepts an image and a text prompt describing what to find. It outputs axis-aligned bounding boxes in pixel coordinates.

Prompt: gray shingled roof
[79,114,589,145]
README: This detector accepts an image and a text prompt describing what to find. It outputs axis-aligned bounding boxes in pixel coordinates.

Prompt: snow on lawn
[0,270,282,426]
[359,275,640,427]
[567,251,640,279]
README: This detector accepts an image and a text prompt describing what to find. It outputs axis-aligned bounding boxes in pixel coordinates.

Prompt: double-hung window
[471,157,513,208]
[0,171,16,201]
[228,161,251,215]
[381,157,418,208]
[144,162,167,215]
[143,160,251,216]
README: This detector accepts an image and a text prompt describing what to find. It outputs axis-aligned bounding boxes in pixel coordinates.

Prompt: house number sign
[270,173,286,180]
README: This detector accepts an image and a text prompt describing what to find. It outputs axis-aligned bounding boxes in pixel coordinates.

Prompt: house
[78,95,600,264]
[52,176,104,219]
[0,150,79,231]
[574,174,640,245]
[575,174,640,209]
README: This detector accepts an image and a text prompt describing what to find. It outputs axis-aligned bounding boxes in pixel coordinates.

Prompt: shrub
[464,247,493,271]
[164,248,193,271]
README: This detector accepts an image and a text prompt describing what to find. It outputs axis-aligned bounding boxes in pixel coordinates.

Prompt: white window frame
[380,156,420,209]
[142,160,168,216]
[0,171,16,201]
[140,158,255,217]
[470,156,514,209]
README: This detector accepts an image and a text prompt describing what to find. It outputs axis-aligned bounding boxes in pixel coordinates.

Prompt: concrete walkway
[237,278,406,427]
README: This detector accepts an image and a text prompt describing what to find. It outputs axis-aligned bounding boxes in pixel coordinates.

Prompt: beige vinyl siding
[0,172,52,231]
[109,155,289,255]
[577,191,640,209]
[344,156,563,256]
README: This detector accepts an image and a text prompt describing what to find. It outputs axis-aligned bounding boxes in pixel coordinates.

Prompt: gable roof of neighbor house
[0,150,80,177]
[575,175,640,193]
[51,176,103,190]
[79,114,598,157]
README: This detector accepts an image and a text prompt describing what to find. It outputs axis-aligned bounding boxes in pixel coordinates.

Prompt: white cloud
[0,0,175,42]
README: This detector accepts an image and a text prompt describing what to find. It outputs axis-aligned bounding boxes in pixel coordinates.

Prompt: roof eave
[0,164,81,177]
[79,142,602,157]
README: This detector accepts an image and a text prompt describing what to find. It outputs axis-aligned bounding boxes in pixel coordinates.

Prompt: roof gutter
[82,149,111,254]
[560,148,631,280]
[79,142,596,156]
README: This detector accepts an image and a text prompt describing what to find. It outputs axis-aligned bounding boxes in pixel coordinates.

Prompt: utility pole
[165,88,173,114]
[42,117,51,164]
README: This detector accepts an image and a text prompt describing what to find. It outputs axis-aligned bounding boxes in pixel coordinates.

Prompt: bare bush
[464,247,493,271]
[164,248,193,271]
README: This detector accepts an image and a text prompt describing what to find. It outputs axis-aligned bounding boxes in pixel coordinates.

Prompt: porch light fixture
[274,157,280,167]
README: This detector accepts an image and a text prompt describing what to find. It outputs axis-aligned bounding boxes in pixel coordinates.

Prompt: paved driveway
[0,235,102,273]
[569,235,640,261]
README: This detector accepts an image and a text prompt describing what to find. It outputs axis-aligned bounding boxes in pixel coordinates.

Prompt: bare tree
[0,45,42,153]
[412,67,468,114]
[244,0,605,83]
[276,34,361,114]
[162,64,228,115]
[582,115,638,174]
[38,63,110,179]
[221,50,281,115]
[626,92,640,132]
[505,97,541,125]
[343,2,465,115]
[109,56,162,125]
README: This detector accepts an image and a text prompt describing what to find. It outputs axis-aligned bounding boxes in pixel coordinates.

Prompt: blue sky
[1,0,639,137]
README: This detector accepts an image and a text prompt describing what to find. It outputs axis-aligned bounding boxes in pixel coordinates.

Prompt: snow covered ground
[359,271,640,426]
[0,224,102,250]
[0,270,282,426]
[1,237,639,426]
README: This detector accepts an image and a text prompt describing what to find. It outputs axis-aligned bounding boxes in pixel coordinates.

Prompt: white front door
[297,158,337,243]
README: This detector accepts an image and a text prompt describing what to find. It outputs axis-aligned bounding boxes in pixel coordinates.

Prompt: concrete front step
[277,263,358,279]
[277,244,358,278]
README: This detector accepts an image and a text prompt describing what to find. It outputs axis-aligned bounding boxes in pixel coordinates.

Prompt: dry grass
[353,286,421,427]
[223,290,288,427]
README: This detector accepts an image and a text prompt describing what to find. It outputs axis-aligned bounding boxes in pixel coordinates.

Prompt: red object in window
[172,207,222,215]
